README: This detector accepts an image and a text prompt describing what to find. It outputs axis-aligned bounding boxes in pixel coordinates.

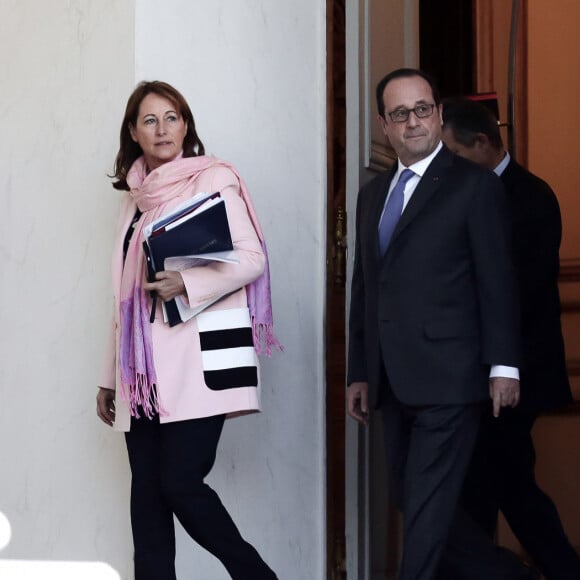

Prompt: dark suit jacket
[347,146,521,408]
[501,158,571,413]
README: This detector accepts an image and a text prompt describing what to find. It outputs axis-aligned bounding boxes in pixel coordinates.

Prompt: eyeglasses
[387,104,436,123]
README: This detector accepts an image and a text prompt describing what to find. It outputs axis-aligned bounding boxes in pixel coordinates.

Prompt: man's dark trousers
[380,385,536,580]
[462,405,580,579]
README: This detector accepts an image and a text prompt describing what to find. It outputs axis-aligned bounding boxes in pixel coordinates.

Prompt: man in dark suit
[346,68,539,580]
[442,97,580,580]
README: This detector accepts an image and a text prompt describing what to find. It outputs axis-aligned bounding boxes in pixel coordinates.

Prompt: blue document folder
[143,198,234,326]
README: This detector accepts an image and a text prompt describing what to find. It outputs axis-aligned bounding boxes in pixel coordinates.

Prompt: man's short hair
[442,98,503,150]
[376,68,440,119]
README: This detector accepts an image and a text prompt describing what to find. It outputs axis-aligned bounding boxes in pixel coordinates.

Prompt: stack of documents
[143,191,238,325]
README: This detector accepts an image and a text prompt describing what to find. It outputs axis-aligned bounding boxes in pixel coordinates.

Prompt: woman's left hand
[143,270,186,302]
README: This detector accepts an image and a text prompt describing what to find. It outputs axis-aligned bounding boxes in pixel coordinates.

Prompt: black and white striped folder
[196,307,258,390]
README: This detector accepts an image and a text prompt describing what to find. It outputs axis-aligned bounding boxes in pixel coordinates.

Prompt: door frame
[344,2,367,578]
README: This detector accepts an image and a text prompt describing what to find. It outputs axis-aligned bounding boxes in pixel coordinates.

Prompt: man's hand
[489,377,520,418]
[346,381,369,425]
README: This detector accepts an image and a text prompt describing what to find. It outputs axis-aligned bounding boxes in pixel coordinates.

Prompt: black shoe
[494,546,541,580]
[518,564,541,580]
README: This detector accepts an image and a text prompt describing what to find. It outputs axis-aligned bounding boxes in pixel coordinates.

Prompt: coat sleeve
[179,168,266,310]
[98,192,134,391]
[468,171,521,367]
[508,175,561,324]
[347,188,368,384]
[98,311,116,390]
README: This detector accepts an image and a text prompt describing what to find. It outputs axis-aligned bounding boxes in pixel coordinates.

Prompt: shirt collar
[493,151,510,176]
[396,141,443,179]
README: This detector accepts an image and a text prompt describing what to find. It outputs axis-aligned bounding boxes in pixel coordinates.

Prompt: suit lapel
[386,147,453,253]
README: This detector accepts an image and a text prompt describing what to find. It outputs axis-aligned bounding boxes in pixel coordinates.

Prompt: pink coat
[99,165,265,431]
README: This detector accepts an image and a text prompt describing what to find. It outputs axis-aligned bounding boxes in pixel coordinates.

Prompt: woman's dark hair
[111,81,205,190]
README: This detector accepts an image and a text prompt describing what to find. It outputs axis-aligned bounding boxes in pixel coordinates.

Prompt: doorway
[325,0,471,580]
[335,2,580,578]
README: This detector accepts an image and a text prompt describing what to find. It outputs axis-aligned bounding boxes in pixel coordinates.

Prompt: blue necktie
[378,168,414,255]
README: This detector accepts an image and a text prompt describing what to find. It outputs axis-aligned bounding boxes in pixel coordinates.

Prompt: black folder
[144,199,234,326]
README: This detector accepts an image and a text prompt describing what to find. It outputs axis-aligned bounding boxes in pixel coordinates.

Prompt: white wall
[0,1,136,578]
[0,1,326,579]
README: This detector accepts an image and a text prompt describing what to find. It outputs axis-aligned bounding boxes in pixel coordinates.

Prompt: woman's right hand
[96,387,116,427]
[143,270,186,302]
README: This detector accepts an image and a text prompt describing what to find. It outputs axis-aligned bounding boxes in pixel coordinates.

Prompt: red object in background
[466,92,500,121]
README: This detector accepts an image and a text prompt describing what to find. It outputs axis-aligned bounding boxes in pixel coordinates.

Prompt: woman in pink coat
[96,81,279,580]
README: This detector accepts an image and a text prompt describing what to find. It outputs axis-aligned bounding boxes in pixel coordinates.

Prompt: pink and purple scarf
[118,155,281,418]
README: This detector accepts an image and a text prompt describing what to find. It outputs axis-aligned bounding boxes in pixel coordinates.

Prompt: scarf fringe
[247,240,282,356]
[119,291,163,418]
[119,374,167,419]
[252,321,284,357]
